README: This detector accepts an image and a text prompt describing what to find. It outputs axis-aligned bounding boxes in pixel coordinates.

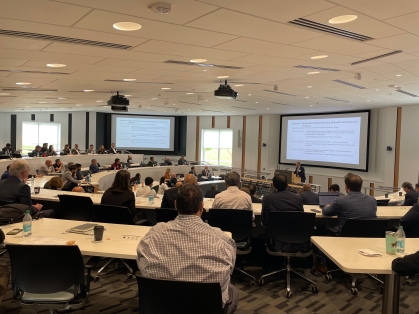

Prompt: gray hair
[9,160,29,177]
[225,171,240,187]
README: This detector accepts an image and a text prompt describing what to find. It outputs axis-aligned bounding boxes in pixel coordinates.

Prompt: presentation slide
[280,111,370,171]
[111,115,175,151]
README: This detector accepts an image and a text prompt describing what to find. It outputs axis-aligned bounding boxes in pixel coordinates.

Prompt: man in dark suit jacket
[201,166,211,179]
[189,166,197,176]
[294,162,306,183]
[401,182,419,206]
[109,143,118,154]
[400,203,419,237]
[31,145,42,157]
[161,174,197,209]
[0,160,54,217]
[1,143,12,155]
[178,155,187,165]
[299,184,319,205]
[205,184,220,198]
[248,184,262,203]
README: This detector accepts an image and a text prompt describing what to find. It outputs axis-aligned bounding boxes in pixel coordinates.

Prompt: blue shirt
[0,171,10,180]
[89,164,100,174]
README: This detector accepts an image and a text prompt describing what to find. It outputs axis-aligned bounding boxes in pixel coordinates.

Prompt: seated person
[62,144,71,155]
[40,143,48,154]
[400,203,419,237]
[2,143,12,155]
[158,176,169,195]
[1,165,11,180]
[401,182,419,206]
[0,160,54,217]
[147,157,155,167]
[61,165,82,191]
[89,159,100,174]
[249,184,262,203]
[416,183,419,193]
[47,145,56,156]
[165,168,171,180]
[201,165,211,178]
[205,184,220,198]
[31,145,42,157]
[299,183,319,205]
[322,173,377,232]
[71,144,81,155]
[392,251,419,277]
[111,158,122,170]
[189,166,197,176]
[328,184,345,196]
[161,174,196,209]
[98,145,107,154]
[101,170,136,218]
[38,159,54,176]
[75,163,84,180]
[127,155,135,164]
[53,159,64,172]
[87,144,95,154]
[178,155,187,165]
[137,184,238,314]
[72,186,85,193]
[169,173,177,187]
[130,173,141,186]
[136,177,159,198]
[164,157,173,165]
[44,176,63,190]
[109,143,117,154]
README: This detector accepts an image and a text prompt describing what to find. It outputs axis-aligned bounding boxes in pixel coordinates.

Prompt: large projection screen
[111,115,176,151]
[279,111,370,171]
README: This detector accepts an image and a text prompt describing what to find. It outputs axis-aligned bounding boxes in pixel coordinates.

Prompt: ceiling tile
[0,36,52,51]
[369,34,419,53]
[386,11,419,37]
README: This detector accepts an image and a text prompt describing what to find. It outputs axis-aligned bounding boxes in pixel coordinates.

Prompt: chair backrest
[152,185,159,193]
[57,194,93,221]
[92,204,133,225]
[7,244,85,297]
[0,200,13,207]
[377,199,390,206]
[207,209,253,243]
[339,219,389,238]
[266,212,316,244]
[155,208,178,223]
[136,275,223,314]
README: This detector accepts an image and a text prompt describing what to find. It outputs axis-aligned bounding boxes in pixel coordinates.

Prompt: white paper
[20,236,69,245]
[358,248,382,257]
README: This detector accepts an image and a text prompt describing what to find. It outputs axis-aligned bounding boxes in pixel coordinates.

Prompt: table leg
[382,274,400,314]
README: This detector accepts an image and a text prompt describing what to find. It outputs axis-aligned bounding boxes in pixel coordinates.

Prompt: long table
[311,237,419,314]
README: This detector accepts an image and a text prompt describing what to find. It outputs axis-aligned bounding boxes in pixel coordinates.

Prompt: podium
[275,170,301,184]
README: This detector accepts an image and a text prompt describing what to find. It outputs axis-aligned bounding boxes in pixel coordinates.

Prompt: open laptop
[318,192,340,208]
[68,223,98,234]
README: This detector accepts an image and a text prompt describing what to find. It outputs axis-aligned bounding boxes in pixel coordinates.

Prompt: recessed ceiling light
[266,108,269,110]
[310,105,313,107]
[0,93,10,95]
[217,76,229,79]
[16,82,31,85]
[186,93,194,95]
[311,55,328,59]
[47,63,66,67]
[307,72,319,75]
[38,102,47,104]
[305,97,309,99]
[125,94,132,97]
[235,84,244,87]
[76,104,82,106]
[151,98,158,100]
[367,100,370,102]
[233,111,235,112]
[308,86,312,88]
[113,22,142,31]
[203,70,207,72]
[248,94,252,96]
[375,89,380,91]
[217,106,220,107]
[173,104,176,105]
[84,89,94,92]
[255,102,258,104]
[190,59,207,63]
[188,109,190,110]
[396,74,402,77]
[58,97,66,100]
[164,111,166,112]
[123,78,136,81]
[161,87,171,90]
[205,100,208,101]
[329,15,358,24]
[96,100,103,102]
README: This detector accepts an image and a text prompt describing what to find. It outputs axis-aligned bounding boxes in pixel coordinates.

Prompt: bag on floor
[0,204,29,225]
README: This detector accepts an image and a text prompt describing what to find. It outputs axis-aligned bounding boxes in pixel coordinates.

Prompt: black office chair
[57,195,93,221]
[27,153,34,157]
[136,275,224,314]
[377,199,390,206]
[155,207,178,223]
[197,174,204,182]
[92,204,136,281]
[152,185,159,193]
[259,211,318,299]
[159,163,166,166]
[326,218,389,295]
[7,244,93,313]
[207,209,256,286]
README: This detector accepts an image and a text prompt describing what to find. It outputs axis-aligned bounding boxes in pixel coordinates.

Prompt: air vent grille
[324,97,349,103]
[2,88,57,92]
[395,90,418,97]
[263,90,296,97]
[231,106,255,110]
[0,69,69,75]
[333,79,366,89]
[271,102,296,107]
[165,60,242,69]
[351,50,403,65]
[295,65,340,72]
[288,18,373,42]
[104,80,173,84]
[178,101,202,106]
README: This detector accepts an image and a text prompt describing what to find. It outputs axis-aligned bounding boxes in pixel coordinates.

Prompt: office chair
[7,244,93,313]
[207,209,256,286]
[0,200,13,207]
[376,199,390,206]
[155,207,178,223]
[325,218,389,295]
[152,185,159,193]
[136,275,224,314]
[92,204,137,281]
[57,195,93,221]
[259,211,318,299]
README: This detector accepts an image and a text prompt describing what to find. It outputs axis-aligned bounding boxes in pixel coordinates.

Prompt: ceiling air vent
[2,88,57,92]
[295,65,340,72]
[263,90,296,97]
[333,79,366,89]
[324,97,349,103]
[288,18,373,41]
[179,101,202,106]
[104,79,173,84]
[165,60,242,69]
[271,102,296,107]
[0,29,131,50]
[395,90,418,97]
[351,50,403,65]
[0,69,69,75]
[231,106,255,110]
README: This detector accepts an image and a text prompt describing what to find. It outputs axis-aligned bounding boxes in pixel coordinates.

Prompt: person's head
[111,143,115,148]
[75,163,81,171]
[110,170,131,192]
[135,173,141,179]
[72,186,85,193]
[171,173,177,178]
[344,173,363,193]
[181,155,185,159]
[64,144,69,149]
[115,158,120,164]
[415,183,419,192]
[248,184,256,196]
[67,162,74,168]
[175,181,183,188]
[144,177,153,187]
[49,177,63,190]
[191,166,195,171]
[91,159,97,165]
[89,144,94,149]
[204,165,209,170]
[328,184,340,192]
[303,183,311,191]
[35,145,41,151]
[48,145,54,151]
[402,182,413,192]
[166,157,171,161]
[55,159,61,165]
[183,174,197,185]
[150,157,154,162]
[69,165,77,174]
[128,155,132,160]
[159,176,166,185]
[175,184,204,216]
[6,165,10,172]
[241,187,250,195]
[225,171,240,187]
[45,159,52,167]
[296,162,301,167]
[5,143,10,148]
[99,145,104,150]
[211,184,218,191]
[10,160,30,180]
[75,144,79,149]
[166,168,171,174]
[42,143,48,148]
[272,174,287,191]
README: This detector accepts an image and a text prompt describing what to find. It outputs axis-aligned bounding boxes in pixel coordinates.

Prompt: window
[201,129,233,166]
[22,122,61,154]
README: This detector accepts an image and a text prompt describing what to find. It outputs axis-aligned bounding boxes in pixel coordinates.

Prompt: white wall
[399,105,419,185]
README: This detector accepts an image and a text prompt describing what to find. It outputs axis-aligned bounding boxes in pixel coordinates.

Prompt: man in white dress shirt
[136,177,159,198]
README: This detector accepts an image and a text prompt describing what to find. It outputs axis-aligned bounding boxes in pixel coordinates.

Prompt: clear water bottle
[148,191,154,205]
[30,177,35,194]
[396,225,405,253]
[23,210,32,237]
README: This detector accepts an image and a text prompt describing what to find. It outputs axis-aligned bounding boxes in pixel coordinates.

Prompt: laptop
[68,223,98,234]
[318,192,340,208]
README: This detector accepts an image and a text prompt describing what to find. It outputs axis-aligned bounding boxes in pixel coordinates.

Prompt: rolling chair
[259,211,318,298]
[207,208,256,286]
[57,195,93,221]
[92,204,136,281]
[377,199,390,206]
[155,207,178,223]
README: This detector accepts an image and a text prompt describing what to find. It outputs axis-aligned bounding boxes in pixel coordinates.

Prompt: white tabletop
[311,237,419,275]
[302,205,411,219]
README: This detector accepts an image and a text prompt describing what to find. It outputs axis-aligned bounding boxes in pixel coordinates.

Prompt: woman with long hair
[101,170,135,217]
[158,176,170,195]
[164,168,171,180]
[47,145,57,156]
[98,145,106,154]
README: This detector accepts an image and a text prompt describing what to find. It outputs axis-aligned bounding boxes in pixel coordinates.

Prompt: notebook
[69,223,98,234]
[318,192,340,208]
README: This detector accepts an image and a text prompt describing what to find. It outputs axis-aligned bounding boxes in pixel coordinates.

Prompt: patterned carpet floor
[1,254,419,314]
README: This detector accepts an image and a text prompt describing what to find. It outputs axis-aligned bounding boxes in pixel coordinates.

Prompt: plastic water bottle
[396,226,405,253]
[86,174,91,182]
[148,190,154,205]
[23,210,32,237]
[30,177,35,194]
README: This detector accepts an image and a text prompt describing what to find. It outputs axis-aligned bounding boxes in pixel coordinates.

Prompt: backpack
[0,204,29,225]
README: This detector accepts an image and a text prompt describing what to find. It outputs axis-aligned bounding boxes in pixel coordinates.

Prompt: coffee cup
[93,226,104,242]
[34,186,40,194]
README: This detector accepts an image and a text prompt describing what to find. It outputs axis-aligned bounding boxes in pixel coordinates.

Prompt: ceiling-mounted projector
[108,91,129,112]
[214,80,238,99]
[111,105,128,112]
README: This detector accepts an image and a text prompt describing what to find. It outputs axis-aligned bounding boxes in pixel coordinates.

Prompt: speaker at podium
[275,170,301,184]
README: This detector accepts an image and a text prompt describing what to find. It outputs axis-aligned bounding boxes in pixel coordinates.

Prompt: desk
[311,237,419,313]
[376,192,405,205]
